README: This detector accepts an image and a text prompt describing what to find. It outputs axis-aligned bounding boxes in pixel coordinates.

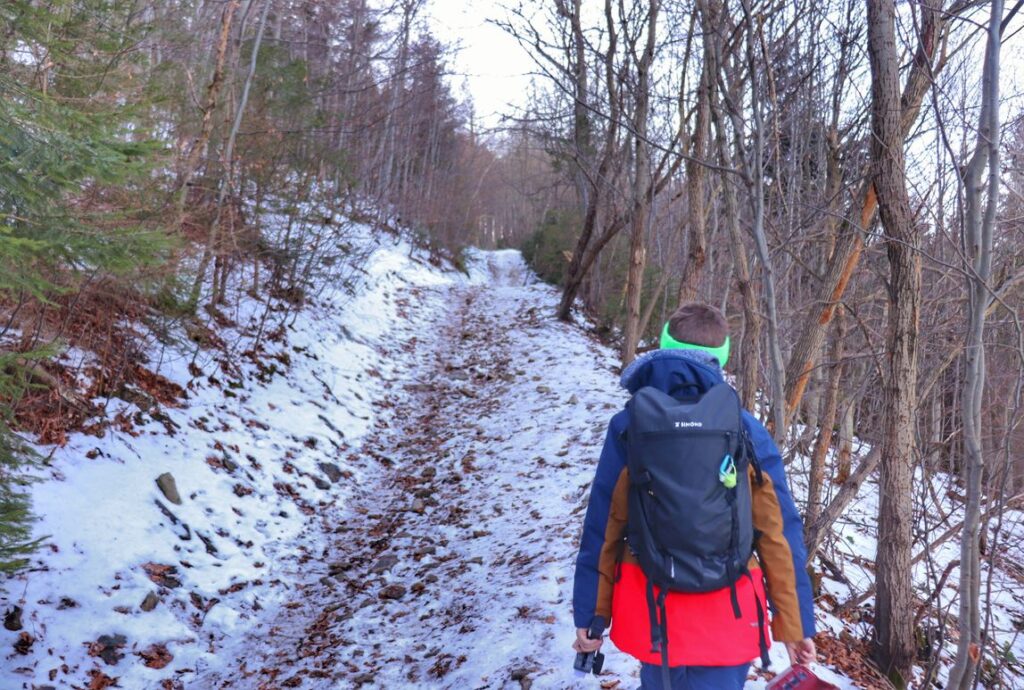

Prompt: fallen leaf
[142,562,182,588]
[87,669,118,690]
[139,643,174,669]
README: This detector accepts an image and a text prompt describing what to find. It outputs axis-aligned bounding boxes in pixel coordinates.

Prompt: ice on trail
[1,234,865,688]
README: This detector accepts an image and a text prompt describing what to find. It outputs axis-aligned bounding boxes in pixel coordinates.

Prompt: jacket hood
[619,348,724,395]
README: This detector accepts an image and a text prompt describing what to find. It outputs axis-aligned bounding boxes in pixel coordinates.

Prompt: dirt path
[203,251,630,689]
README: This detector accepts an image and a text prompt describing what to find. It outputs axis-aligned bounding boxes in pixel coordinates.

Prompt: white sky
[424,1,1024,145]
[424,0,536,131]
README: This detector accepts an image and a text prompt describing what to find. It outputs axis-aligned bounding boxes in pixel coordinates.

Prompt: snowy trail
[1,244,863,690]
[198,250,865,690]
[203,250,639,689]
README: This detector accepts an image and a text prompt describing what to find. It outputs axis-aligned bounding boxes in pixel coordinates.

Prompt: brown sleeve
[595,468,630,622]
[749,465,805,642]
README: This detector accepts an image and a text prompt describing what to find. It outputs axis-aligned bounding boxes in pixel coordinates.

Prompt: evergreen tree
[0,0,165,573]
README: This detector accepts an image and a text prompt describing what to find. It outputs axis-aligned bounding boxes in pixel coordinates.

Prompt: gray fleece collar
[619,348,722,390]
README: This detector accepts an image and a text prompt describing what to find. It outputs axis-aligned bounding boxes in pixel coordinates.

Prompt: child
[572,303,816,690]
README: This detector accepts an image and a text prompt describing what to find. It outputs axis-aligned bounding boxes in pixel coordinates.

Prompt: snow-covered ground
[4,216,1019,689]
[0,224,476,689]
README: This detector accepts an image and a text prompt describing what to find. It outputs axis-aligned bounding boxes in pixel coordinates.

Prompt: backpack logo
[674,420,703,428]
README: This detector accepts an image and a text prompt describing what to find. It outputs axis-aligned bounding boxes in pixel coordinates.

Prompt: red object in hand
[766,664,840,690]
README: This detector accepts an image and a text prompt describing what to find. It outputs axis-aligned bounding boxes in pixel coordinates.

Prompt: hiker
[572,303,816,690]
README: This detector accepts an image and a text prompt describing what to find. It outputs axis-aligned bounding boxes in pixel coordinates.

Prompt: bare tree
[621,0,660,364]
[867,0,921,682]
[947,1,1004,686]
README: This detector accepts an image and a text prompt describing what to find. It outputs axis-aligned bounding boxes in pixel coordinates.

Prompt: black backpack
[624,382,770,680]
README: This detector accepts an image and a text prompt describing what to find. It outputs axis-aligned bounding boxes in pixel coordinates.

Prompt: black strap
[727,490,742,619]
[657,590,671,690]
[645,578,662,653]
[645,580,673,688]
[743,430,765,485]
[746,571,771,668]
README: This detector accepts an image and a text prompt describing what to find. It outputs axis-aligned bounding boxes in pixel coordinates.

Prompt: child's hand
[572,627,603,653]
[785,637,816,665]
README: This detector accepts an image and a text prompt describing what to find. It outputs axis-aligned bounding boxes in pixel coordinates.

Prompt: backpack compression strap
[645,578,672,690]
[745,570,771,668]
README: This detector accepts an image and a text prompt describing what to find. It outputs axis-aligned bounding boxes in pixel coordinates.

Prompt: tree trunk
[867,0,921,683]
[712,86,761,410]
[740,0,786,442]
[947,2,1002,687]
[806,307,845,531]
[675,0,715,305]
[175,0,240,227]
[620,0,659,364]
[189,0,271,308]
[835,396,855,484]
[557,0,620,321]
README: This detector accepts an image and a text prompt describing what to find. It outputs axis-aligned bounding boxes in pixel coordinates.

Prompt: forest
[0,0,1022,689]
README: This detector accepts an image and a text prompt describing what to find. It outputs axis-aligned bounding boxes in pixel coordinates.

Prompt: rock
[414,545,436,557]
[354,673,375,686]
[318,462,343,483]
[567,394,579,405]
[467,556,484,566]
[310,475,331,491]
[3,606,22,631]
[155,472,182,505]
[411,498,426,514]
[378,584,406,600]
[369,554,399,574]
[88,634,127,665]
[140,592,160,612]
[420,467,437,480]
[425,574,439,583]
[410,582,426,594]
[510,668,535,690]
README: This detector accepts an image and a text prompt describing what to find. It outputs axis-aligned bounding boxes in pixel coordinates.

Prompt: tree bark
[947,2,1002,687]
[739,0,786,441]
[557,0,620,321]
[190,0,271,308]
[709,31,761,410]
[835,395,855,484]
[806,307,845,530]
[675,0,715,305]
[867,0,921,683]
[175,0,240,227]
[620,0,659,364]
